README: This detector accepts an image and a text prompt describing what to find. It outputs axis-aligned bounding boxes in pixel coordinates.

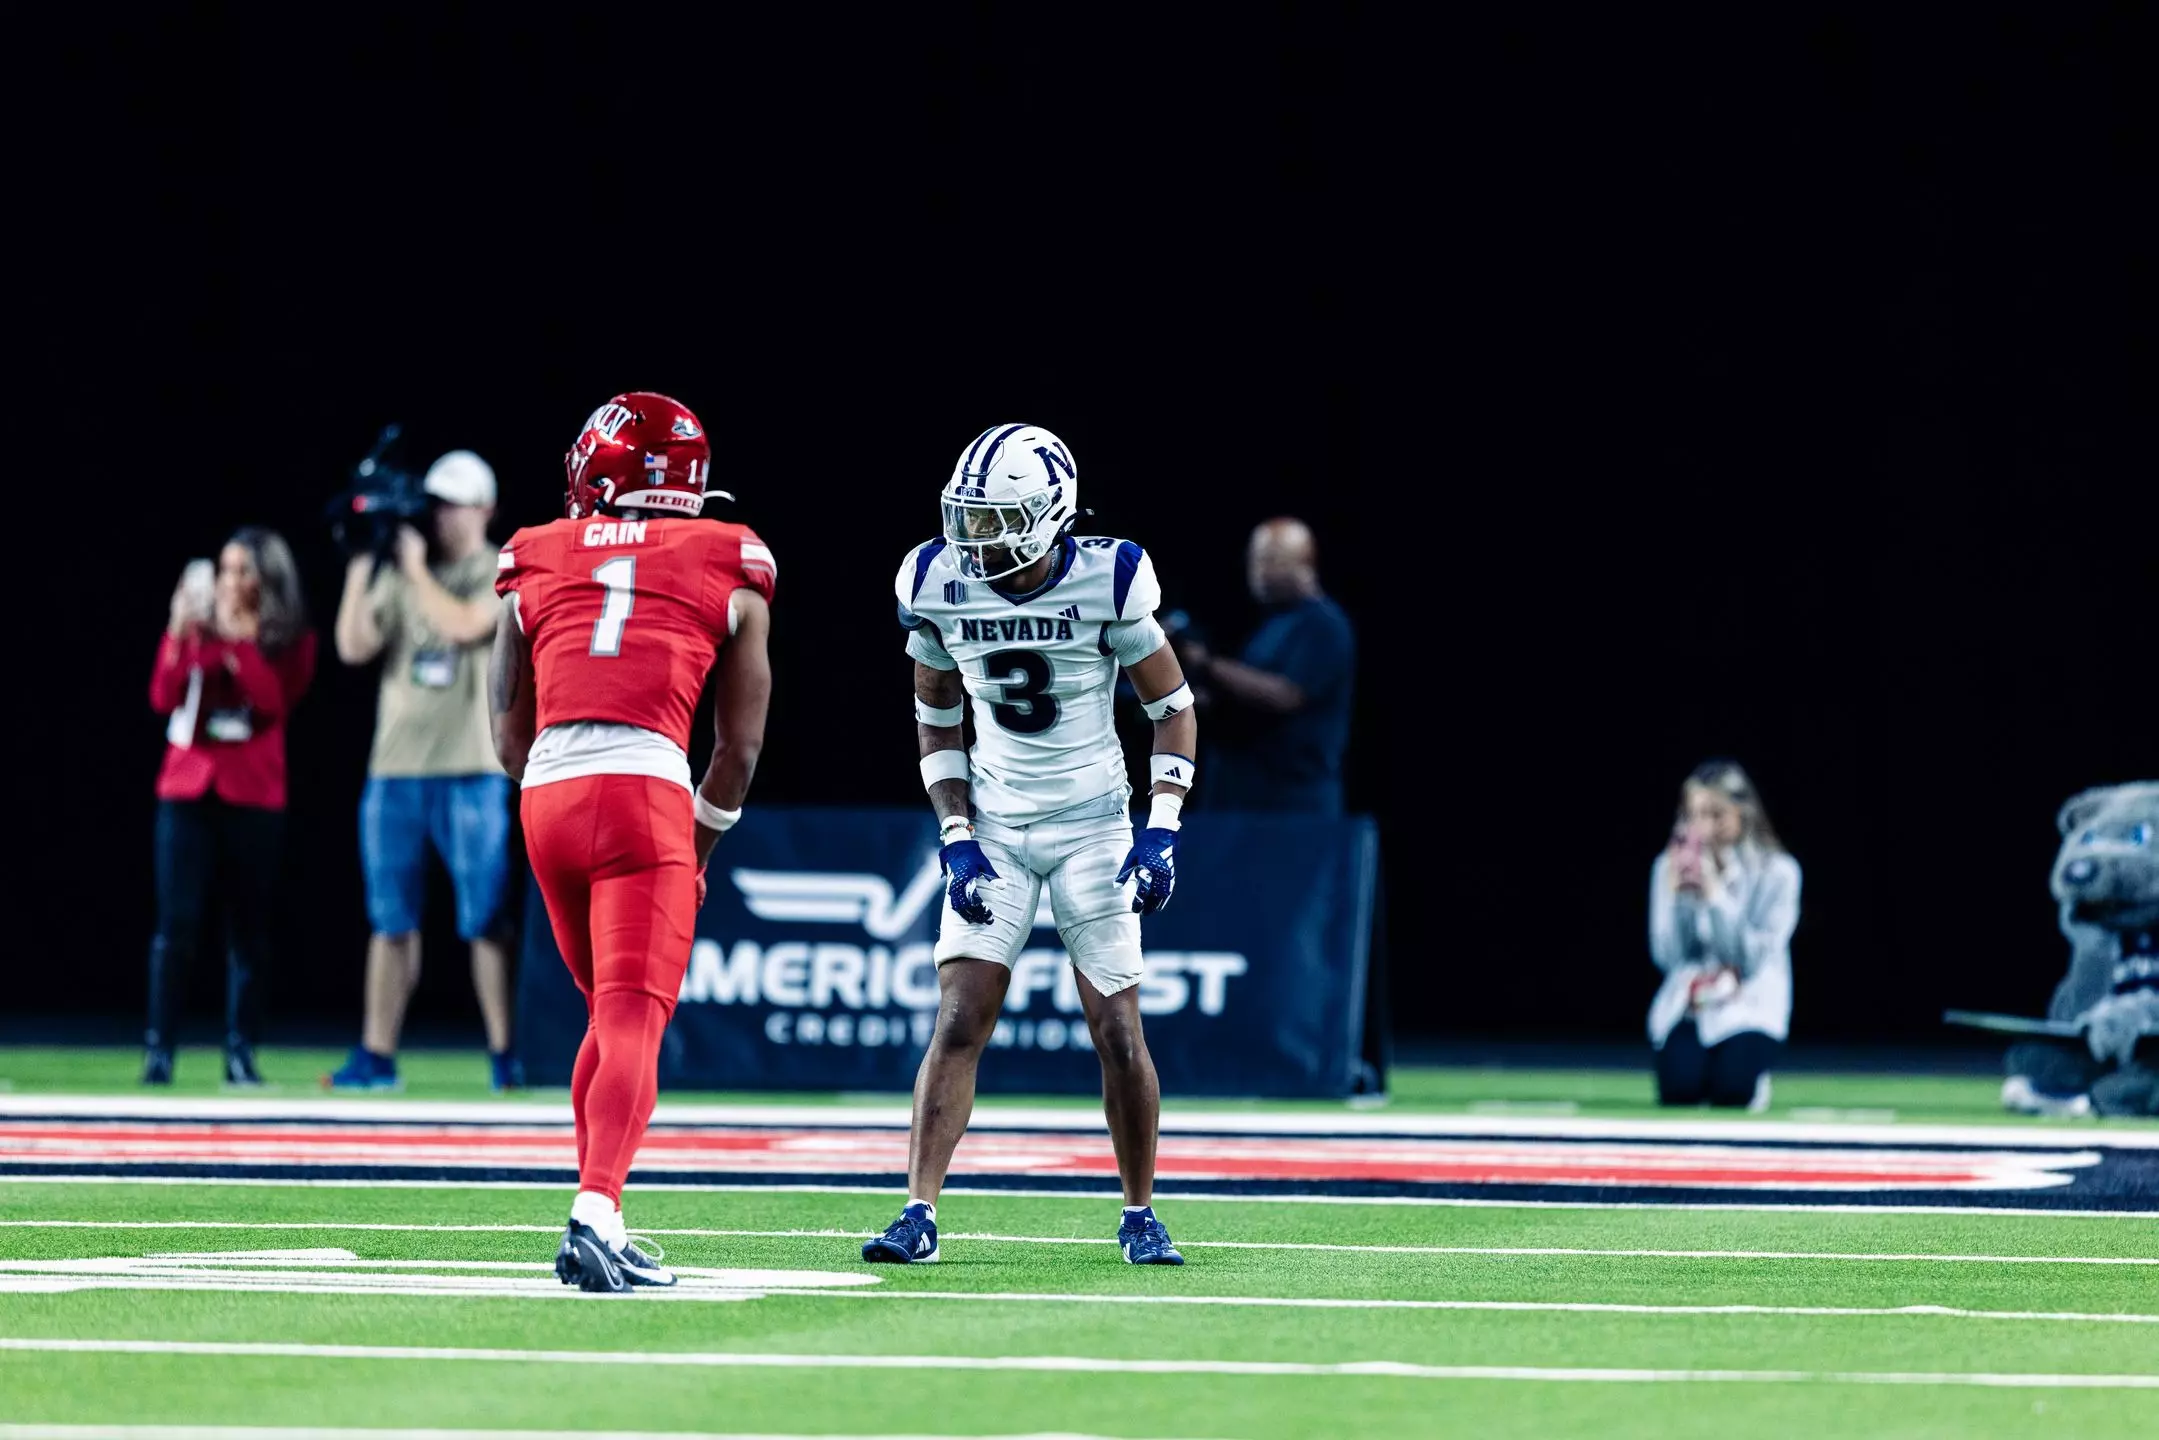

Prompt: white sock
[570,1191,626,1248]
[908,1197,936,1221]
[1124,1204,1152,1216]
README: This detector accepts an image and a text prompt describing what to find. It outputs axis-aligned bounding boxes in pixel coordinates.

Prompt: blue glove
[941,839,1000,925]
[1117,828,1178,915]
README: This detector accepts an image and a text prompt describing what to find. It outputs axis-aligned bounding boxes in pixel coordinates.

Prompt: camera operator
[1647,761,1801,1111]
[144,529,315,1086]
[329,451,519,1090]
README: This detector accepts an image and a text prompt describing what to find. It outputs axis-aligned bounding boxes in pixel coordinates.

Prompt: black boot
[142,1048,174,1086]
[224,1044,265,1088]
[144,935,188,1066]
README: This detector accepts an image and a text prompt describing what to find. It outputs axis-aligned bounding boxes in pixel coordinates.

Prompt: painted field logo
[0,1117,2134,1204]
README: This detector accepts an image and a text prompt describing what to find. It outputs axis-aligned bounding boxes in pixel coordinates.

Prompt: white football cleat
[2001,1075,2092,1119]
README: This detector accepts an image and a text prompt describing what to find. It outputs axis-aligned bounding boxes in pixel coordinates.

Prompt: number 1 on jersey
[589,555,636,657]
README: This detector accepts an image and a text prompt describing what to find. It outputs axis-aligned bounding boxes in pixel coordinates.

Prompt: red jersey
[151,630,318,809]
[495,517,775,754]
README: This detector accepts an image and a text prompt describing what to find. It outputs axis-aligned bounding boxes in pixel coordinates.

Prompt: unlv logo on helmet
[586,403,636,443]
[563,392,715,521]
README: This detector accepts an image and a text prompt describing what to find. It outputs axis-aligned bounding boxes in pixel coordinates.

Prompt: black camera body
[326,424,432,561]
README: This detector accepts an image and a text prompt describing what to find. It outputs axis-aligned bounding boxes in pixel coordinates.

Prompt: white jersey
[895,534,1169,827]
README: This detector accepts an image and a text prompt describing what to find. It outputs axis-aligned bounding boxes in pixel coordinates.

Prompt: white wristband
[694,794,741,832]
[915,696,966,727]
[1146,792,1185,832]
[939,814,975,842]
[1149,752,1195,791]
[1141,683,1194,721]
[920,749,971,790]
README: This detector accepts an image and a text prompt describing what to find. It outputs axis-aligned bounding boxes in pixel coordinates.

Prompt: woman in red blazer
[146,527,316,1085]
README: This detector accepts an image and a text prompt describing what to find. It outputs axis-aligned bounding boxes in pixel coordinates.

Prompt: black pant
[1656,1020,1779,1107]
[145,797,284,1053]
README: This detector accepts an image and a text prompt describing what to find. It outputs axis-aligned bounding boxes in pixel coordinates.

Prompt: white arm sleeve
[906,624,958,670]
[1105,615,1167,667]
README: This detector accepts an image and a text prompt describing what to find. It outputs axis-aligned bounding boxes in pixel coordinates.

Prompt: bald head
[1247,517,1320,605]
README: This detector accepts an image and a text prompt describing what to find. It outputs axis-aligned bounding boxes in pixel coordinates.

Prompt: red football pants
[523,774,697,1204]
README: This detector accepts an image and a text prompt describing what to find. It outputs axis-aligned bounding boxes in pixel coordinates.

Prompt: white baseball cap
[423,450,497,508]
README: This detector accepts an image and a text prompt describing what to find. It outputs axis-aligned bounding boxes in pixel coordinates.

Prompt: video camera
[325,424,431,561]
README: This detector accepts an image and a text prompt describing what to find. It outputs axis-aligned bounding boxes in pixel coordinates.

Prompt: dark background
[18,8,2150,1049]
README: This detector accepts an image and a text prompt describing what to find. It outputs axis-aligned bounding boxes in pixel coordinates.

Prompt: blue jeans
[359,774,512,940]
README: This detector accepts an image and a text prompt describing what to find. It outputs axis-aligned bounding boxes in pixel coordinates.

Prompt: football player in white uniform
[863,423,1196,1267]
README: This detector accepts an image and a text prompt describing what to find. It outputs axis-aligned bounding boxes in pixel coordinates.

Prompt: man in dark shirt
[1174,518,1355,814]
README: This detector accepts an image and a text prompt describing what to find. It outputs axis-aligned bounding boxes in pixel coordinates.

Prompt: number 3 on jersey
[589,556,635,657]
[982,648,1059,734]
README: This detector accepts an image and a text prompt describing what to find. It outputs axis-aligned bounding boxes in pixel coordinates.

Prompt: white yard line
[2,1338,2155,1388]
[4,1220,2154,1266]
[755,1287,2159,1324]
[1,1174,2152,1218]
[1,1254,2152,1321]
[5,1093,2156,1149]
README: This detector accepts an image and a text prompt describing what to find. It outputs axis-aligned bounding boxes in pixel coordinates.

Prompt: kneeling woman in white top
[1647,761,1800,1110]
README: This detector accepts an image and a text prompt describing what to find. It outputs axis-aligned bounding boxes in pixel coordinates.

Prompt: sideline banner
[517,807,1380,1097]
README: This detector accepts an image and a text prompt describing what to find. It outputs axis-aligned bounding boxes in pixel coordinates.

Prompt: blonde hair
[1679,758,1784,854]
[229,527,307,655]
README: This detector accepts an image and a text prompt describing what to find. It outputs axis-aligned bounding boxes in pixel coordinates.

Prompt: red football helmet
[562,392,717,520]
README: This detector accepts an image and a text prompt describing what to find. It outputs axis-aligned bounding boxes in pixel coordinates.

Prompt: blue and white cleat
[323,1046,400,1091]
[1119,1205,1184,1265]
[861,1202,939,1263]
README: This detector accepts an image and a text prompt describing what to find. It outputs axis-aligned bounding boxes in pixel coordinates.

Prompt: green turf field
[3,1181,2156,1436]
[1,1053,2154,1437]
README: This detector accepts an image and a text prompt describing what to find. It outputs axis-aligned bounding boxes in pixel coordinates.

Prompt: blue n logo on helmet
[1034,442,1075,486]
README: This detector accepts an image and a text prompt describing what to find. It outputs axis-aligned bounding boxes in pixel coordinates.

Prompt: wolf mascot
[2003,782,2159,1118]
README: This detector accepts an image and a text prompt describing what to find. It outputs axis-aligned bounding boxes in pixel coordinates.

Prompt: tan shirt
[366,549,503,778]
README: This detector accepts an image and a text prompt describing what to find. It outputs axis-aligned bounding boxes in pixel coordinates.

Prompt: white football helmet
[940,423,1079,580]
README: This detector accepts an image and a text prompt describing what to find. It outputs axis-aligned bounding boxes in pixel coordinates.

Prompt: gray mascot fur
[2003,782,2159,1118]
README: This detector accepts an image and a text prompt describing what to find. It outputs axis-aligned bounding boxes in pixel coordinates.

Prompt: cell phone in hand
[182,559,215,619]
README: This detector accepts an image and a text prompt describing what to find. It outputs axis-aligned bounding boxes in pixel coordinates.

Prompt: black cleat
[141,1049,173,1087]
[615,1235,677,1288]
[554,1220,629,1294]
[223,1046,265,1088]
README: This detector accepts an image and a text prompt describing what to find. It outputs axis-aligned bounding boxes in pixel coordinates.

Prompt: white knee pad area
[1057,910,1143,997]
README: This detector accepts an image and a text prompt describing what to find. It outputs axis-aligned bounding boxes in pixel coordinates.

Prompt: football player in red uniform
[490,392,776,1292]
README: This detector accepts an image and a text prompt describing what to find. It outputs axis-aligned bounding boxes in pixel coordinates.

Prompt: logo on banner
[733,857,956,941]
[678,856,1250,1050]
